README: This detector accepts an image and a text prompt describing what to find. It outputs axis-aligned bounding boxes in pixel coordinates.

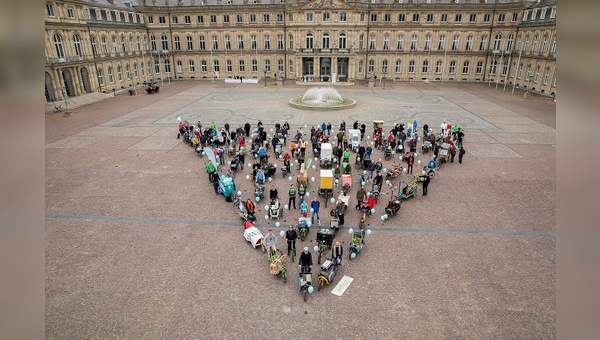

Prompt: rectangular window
[483,14,491,23]
[263,14,269,23]
[98,69,104,85]
[426,14,434,23]
[239,60,245,72]
[289,13,293,21]
[382,60,388,74]
[172,16,178,24]
[277,35,283,50]
[225,35,231,50]
[452,36,459,51]
[159,16,166,23]
[177,60,182,73]
[199,36,206,50]
[307,13,313,22]
[197,15,204,23]
[201,60,207,72]
[498,13,505,23]
[252,59,258,72]
[368,60,374,74]
[385,13,392,22]
[91,36,98,56]
[408,60,415,73]
[323,12,330,22]
[424,35,431,51]
[449,61,456,74]
[277,14,283,23]
[441,14,448,23]
[360,13,365,22]
[550,7,556,19]
[512,13,518,22]
[422,60,428,73]
[187,36,193,50]
[251,35,257,50]
[476,61,483,74]
[224,15,230,23]
[264,35,270,50]
[148,15,154,23]
[67,6,75,19]
[410,35,417,51]
[523,11,529,21]
[550,37,556,54]
[438,36,445,51]
[370,13,377,22]
[543,68,550,84]
[174,36,181,51]
[398,14,405,22]
[289,60,293,73]
[210,15,217,23]
[413,13,419,22]
[250,14,256,23]
[238,35,244,50]
[237,14,243,23]
[265,59,271,72]
[184,15,191,24]
[226,60,232,73]
[435,61,442,74]
[340,12,347,22]
[395,60,402,73]
[369,35,376,50]
[469,14,476,23]
[462,61,470,74]
[212,36,218,50]
[46,3,55,17]
[455,14,462,23]
[189,60,195,72]
[278,59,284,73]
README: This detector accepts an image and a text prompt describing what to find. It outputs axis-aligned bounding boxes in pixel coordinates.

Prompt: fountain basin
[289,86,356,111]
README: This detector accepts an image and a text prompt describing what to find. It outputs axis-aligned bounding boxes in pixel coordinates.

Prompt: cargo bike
[269,250,288,283]
[319,169,334,207]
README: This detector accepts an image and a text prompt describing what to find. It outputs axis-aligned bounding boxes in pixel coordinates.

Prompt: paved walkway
[46,80,556,339]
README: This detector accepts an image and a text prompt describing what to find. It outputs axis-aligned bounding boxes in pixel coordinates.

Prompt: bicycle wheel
[300,229,307,241]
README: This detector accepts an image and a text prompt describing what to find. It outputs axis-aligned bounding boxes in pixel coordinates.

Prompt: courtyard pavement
[46,80,556,339]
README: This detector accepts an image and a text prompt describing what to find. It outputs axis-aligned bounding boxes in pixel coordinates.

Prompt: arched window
[111,35,118,53]
[322,33,330,49]
[422,60,429,73]
[117,65,122,81]
[225,34,231,50]
[382,59,388,73]
[107,66,114,83]
[150,35,157,51]
[383,34,390,50]
[211,35,218,50]
[395,59,402,73]
[125,64,130,79]
[435,60,443,74]
[73,34,83,59]
[199,35,206,50]
[97,68,104,85]
[452,35,459,51]
[164,59,171,73]
[462,61,470,74]
[424,34,431,51]
[493,33,502,51]
[368,59,375,73]
[101,35,108,54]
[306,33,314,49]
[410,35,418,51]
[129,34,134,52]
[53,33,65,59]
[369,34,376,50]
[121,34,126,52]
[338,33,347,49]
[161,34,169,51]
[408,60,415,73]
[438,35,445,51]
[396,35,404,50]
[506,33,514,51]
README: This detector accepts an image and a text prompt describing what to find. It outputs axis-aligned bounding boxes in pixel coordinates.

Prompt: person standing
[356,186,366,209]
[407,153,414,174]
[326,122,332,136]
[422,172,430,196]
[298,247,313,273]
[360,123,366,140]
[336,130,344,148]
[288,184,297,209]
[311,197,321,225]
[331,241,343,265]
[298,184,306,204]
[449,143,456,163]
[458,146,465,164]
[210,171,220,194]
[269,186,278,202]
[423,123,429,136]
[286,225,298,256]
[334,199,345,226]
[321,122,327,134]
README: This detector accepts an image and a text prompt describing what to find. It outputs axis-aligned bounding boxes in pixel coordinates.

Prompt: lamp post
[263,67,267,88]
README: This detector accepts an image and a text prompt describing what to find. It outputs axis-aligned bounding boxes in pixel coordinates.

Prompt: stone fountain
[289,86,356,111]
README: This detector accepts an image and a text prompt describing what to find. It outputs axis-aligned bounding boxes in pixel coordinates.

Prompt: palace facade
[44,0,556,102]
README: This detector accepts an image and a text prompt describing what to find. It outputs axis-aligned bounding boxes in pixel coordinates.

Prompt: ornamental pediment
[300,0,353,10]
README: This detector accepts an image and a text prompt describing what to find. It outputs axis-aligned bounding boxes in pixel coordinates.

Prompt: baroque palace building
[44,0,556,102]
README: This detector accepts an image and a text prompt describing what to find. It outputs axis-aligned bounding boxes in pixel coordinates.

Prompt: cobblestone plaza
[46,81,555,338]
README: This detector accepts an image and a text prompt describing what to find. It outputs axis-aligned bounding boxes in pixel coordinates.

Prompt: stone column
[331,58,338,83]
[314,57,320,82]
[53,68,63,100]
